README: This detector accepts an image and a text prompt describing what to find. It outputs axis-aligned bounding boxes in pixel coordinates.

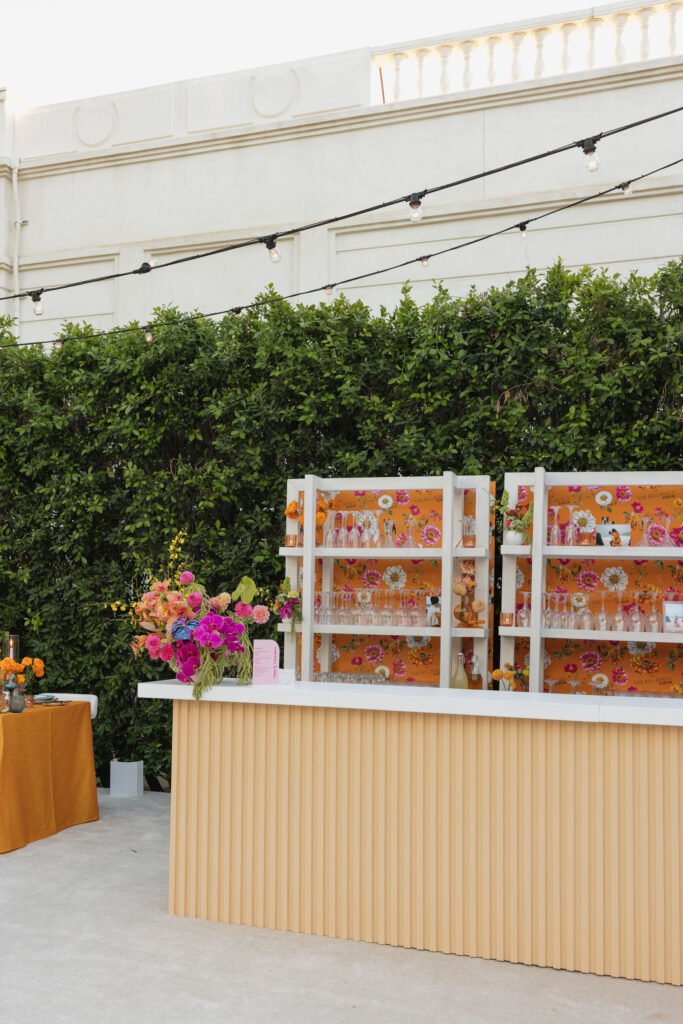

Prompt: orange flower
[21,657,32,667]
[492,669,503,681]
[17,674,25,684]
[316,511,326,527]
[285,500,300,520]
[327,499,337,510]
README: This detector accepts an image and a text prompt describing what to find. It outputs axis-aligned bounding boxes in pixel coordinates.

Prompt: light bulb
[620,182,632,196]
[143,325,153,342]
[519,223,528,238]
[232,307,243,317]
[420,256,429,267]
[265,237,281,263]
[324,285,333,295]
[582,139,599,172]
[409,200,422,222]
[29,290,43,315]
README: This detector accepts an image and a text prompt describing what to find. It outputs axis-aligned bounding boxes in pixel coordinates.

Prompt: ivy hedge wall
[0,260,681,781]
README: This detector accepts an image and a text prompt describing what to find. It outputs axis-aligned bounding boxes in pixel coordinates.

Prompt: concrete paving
[1,791,681,1024]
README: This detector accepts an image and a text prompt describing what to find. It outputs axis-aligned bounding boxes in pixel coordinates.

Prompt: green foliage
[0,261,681,779]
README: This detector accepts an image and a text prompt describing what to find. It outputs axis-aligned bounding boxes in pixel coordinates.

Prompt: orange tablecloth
[0,702,99,854]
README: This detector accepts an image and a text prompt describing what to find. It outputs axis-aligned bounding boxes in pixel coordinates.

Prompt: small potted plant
[499,491,533,545]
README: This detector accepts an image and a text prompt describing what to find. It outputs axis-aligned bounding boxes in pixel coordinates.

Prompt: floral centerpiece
[492,662,529,691]
[498,491,534,544]
[285,496,336,534]
[0,655,45,690]
[131,571,270,699]
[272,578,302,630]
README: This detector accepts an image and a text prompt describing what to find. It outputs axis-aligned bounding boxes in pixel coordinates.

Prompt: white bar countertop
[138,679,683,727]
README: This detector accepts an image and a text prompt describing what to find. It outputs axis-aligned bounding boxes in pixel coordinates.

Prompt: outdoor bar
[139,471,683,985]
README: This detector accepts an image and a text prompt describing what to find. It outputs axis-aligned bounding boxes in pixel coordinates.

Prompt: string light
[2,104,682,309]
[620,181,633,196]
[264,236,282,263]
[11,154,683,353]
[324,285,334,295]
[407,192,425,222]
[581,138,599,172]
[29,290,43,315]
[518,223,528,237]
[143,325,153,342]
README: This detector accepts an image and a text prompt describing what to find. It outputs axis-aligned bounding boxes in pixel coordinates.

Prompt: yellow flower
[287,590,298,599]
[21,657,32,666]
[17,674,25,684]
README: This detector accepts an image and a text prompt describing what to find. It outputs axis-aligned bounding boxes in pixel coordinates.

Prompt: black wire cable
[3,102,683,307]
[7,154,680,352]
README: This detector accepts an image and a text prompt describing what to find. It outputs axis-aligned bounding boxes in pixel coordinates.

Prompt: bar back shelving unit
[280,473,493,687]
[500,468,683,693]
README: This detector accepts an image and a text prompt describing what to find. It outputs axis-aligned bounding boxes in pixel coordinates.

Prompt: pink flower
[628,686,638,692]
[568,486,581,493]
[587,486,601,492]
[145,635,162,658]
[671,527,683,547]
[351,656,363,666]
[364,643,385,666]
[555,585,568,593]
[420,524,441,546]
[518,487,528,501]
[252,605,270,624]
[361,569,382,589]
[580,649,603,672]
[612,667,628,687]
[631,501,644,513]
[345,559,357,565]
[234,601,253,618]
[395,490,410,504]
[395,533,409,547]
[159,643,174,662]
[392,659,407,678]
[647,521,666,546]
[187,592,203,611]
[615,485,632,502]
[634,560,647,565]
[179,571,195,585]
[564,663,578,673]
[409,505,420,515]
[354,490,366,495]
[577,569,599,592]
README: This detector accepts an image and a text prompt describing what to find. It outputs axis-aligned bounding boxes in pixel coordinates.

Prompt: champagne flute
[564,506,578,546]
[639,515,652,547]
[647,592,660,633]
[613,590,625,632]
[548,506,562,546]
[629,589,644,633]
[517,591,531,628]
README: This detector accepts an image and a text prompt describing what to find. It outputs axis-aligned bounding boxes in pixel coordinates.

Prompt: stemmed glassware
[662,517,674,547]
[564,506,578,546]
[613,591,626,632]
[548,506,562,546]
[566,594,580,630]
[629,590,644,632]
[578,596,593,631]
[517,591,531,628]
[596,590,609,632]
[639,515,652,547]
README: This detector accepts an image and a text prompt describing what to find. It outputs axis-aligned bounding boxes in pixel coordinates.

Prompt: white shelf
[544,546,682,560]
[501,545,530,556]
[543,628,679,644]
[280,622,488,638]
[278,546,487,559]
[499,625,531,637]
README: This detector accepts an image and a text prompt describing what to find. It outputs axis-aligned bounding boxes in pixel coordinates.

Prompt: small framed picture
[426,595,442,627]
[595,524,631,548]
[663,601,683,634]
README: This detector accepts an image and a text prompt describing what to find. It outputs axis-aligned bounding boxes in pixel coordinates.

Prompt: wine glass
[596,590,609,632]
[379,590,393,627]
[542,592,553,629]
[647,592,660,633]
[629,590,644,633]
[336,513,350,548]
[566,595,580,630]
[613,591,625,632]
[517,591,531,628]
[568,678,580,696]
[639,515,652,547]
[564,506,578,546]
[662,517,674,547]
[548,506,562,546]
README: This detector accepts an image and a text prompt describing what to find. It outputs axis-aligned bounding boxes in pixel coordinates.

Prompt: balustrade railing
[371,2,682,104]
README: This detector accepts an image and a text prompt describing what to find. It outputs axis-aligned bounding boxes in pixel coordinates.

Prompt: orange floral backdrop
[511,483,683,695]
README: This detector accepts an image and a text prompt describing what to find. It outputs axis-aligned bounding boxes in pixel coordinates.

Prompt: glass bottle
[450,652,468,689]
[469,654,483,689]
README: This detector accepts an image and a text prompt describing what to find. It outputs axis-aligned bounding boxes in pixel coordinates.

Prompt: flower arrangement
[492,662,529,691]
[497,491,534,542]
[1,655,45,689]
[453,569,486,628]
[272,578,302,629]
[285,496,336,529]
[131,571,269,699]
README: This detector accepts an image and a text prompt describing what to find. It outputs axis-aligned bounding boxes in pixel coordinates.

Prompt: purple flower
[171,617,199,641]
[187,591,203,611]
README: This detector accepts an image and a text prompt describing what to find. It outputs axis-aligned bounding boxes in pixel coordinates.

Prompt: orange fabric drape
[0,702,99,854]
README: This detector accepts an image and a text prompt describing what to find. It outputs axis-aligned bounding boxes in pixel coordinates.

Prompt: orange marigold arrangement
[285,496,336,529]
[492,662,529,691]
[1,656,45,689]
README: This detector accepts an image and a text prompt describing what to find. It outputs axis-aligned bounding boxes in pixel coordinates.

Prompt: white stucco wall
[0,7,681,345]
